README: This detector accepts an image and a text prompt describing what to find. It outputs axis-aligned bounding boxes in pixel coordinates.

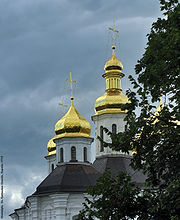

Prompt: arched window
[71,146,76,161]
[51,164,54,172]
[100,126,104,152]
[84,147,87,162]
[112,124,117,134]
[60,148,64,162]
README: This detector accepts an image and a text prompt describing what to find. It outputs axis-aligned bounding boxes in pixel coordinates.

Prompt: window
[112,124,117,134]
[71,146,76,161]
[125,124,128,131]
[72,215,78,220]
[84,147,87,162]
[100,126,104,152]
[60,148,64,162]
[51,164,54,172]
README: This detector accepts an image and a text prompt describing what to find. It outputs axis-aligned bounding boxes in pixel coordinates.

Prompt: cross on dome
[109,21,119,49]
[65,72,78,100]
[58,97,68,114]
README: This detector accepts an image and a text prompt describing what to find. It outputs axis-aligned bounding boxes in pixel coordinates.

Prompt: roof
[33,163,101,195]
[93,155,146,187]
[33,155,145,196]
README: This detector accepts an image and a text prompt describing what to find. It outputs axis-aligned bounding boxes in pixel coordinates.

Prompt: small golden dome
[94,90,129,115]
[48,149,56,156]
[104,46,123,72]
[94,45,129,116]
[55,99,91,138]
[47,137,56,156]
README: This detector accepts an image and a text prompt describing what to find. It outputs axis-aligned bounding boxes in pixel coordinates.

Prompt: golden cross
[109,21,119,47]
[58,97,68,114]
[65,72,77,98]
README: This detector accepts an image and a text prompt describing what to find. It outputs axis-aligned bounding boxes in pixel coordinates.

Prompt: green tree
[78,0,180,219]
[78,171,149,220]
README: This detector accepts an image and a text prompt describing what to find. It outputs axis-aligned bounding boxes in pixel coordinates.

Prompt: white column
[29,197,38,220]
[51,194,69,220]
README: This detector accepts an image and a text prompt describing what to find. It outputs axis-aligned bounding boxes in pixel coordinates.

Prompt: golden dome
[48,149,56,156]
[55,99,91,138]
[47,137,56,156]
[104,46,123,72]
[94,45,129,115]
[94,90,129,115]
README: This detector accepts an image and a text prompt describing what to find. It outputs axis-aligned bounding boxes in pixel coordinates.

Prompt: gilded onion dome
[94,46,129,115]
[55,98,91,138]
[104,46,123,72]
[47,137,56,156]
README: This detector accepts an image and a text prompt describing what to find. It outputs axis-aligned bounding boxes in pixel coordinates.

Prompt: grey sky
[0,0,161,218]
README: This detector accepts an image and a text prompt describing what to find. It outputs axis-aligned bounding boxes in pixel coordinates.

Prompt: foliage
[78,0,180,219]
[78,170,149,220]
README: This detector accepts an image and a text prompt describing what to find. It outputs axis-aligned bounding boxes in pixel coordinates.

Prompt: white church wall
[92,112,127,157]
[55,137,94,164]
[66,193,87,220]
[11,193,90,220]
[45,154,56,174]
[49,155,56,173]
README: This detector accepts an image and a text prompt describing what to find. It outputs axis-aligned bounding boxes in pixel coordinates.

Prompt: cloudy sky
[0,0,162,218]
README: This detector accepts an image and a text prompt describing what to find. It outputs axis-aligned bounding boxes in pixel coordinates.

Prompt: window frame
[60,147,64,162]
[112,124,117,134]
[71,146,77,162]
[100,126,104,152]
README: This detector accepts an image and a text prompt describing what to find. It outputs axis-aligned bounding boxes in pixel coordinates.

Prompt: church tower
[46,137,56,173]
[92,22,129,157]
[10,73,100,220]
[46,73,93,174]
[54,96,93,166]
[10,26,146,220]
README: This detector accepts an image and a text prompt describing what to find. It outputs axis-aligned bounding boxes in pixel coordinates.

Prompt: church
[9,24,145,219]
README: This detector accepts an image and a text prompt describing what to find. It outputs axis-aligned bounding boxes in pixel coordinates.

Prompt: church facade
[10,30,145,219]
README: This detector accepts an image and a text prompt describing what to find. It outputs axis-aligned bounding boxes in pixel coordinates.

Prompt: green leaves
[78,1,180,219]
[135,0,180,104]
[78,170,148,220]
[160,0,179,12]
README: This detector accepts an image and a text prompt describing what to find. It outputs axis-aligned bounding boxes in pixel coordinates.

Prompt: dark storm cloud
[0,0,161,218]
[0,0,160,95]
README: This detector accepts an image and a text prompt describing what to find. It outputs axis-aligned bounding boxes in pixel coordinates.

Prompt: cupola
[94,45,129,115]
[47,137,56,156]
[104,45,123,73]
[55,98,91,138]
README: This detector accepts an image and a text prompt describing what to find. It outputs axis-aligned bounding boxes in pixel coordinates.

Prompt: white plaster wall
[92,113,127,157]
[54,137,94,165]
[45,154,56,174]
[12,193,89,220]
